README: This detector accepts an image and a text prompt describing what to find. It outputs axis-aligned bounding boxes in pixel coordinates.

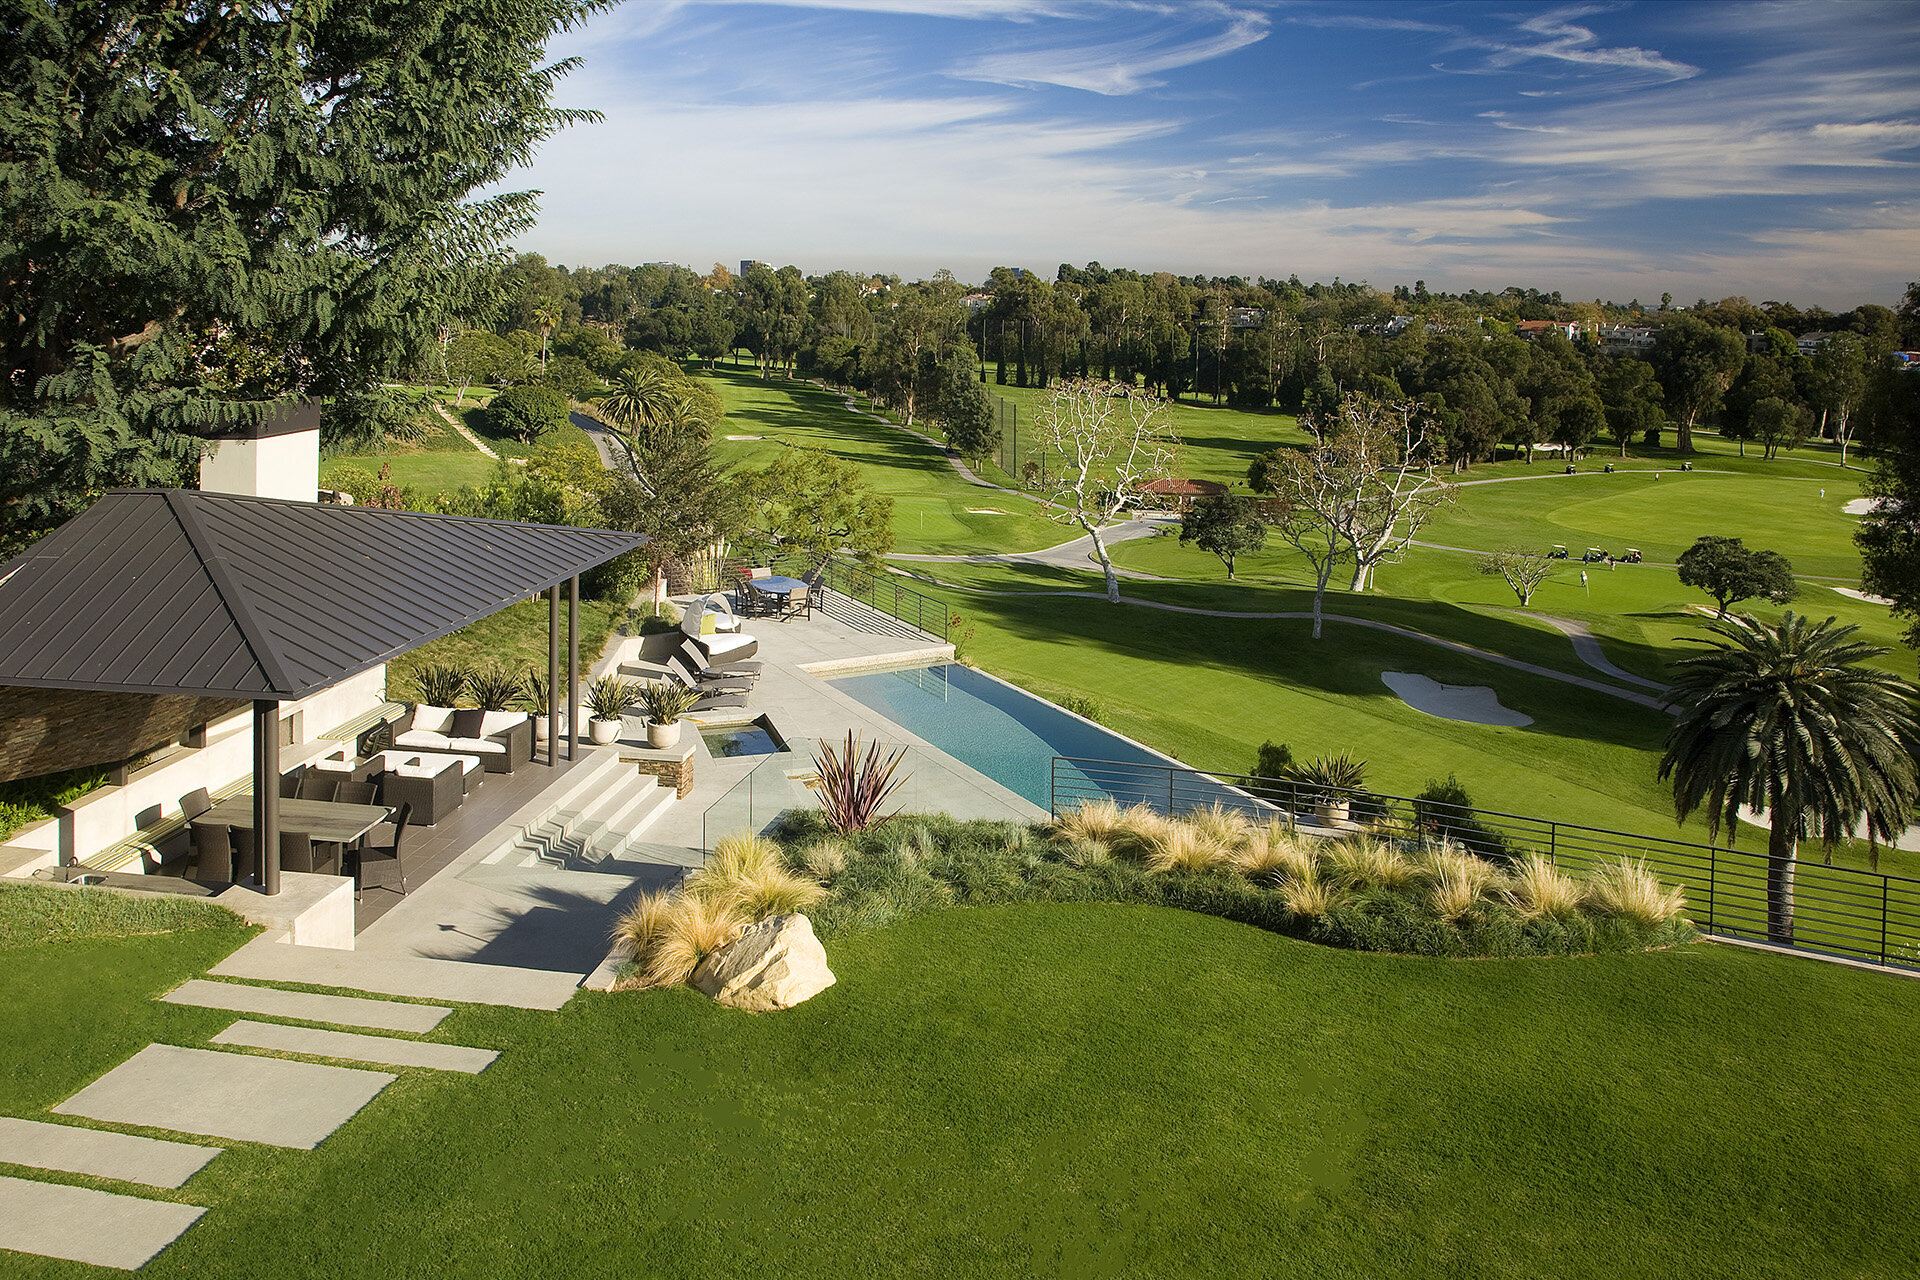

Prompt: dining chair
[188,821,233,883]
[230,825,257,883]
[297,773,340,802]
[356,803,414,898]
[179,788,213,822]
[334,780,378,806]
[279,829,319,874]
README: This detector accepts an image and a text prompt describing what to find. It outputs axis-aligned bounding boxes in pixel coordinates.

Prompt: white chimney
[198,399,322,500]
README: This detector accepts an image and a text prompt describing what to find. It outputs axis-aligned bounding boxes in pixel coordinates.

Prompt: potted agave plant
[521,669,555,743]
[1288,751,1367,827]
[637,680,702,749]
[583,674,640,746]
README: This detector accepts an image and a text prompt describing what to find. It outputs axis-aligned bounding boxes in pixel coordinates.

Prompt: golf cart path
[1527,614,1669,690]
[893,517,1175,577]
[900,570,1673,713]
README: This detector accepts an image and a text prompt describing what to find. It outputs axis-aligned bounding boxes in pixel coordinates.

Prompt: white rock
[690,913,835,1012]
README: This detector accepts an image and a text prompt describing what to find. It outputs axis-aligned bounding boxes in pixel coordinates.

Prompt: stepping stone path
[54,1044,395,1150]
[0,1116,219,1188]
[163,978,451,1032]
[0,1175,207,1271]
[3,943,569,1271]
[212,1020,498,1074]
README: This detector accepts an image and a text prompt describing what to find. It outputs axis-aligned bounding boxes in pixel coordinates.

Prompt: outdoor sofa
[680,594,759,662]
[393,706,532,773]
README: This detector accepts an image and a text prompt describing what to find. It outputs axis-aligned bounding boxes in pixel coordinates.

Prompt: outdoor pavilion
[0,488,647,894]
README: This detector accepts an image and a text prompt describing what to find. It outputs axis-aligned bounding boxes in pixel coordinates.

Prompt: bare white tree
[1478,546,1558,606]
[1030,379,1179,602]
[1325,395,1455,592]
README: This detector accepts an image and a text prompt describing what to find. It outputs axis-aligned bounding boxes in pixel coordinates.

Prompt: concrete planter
[588,717,622,746]
[646,720,682,749]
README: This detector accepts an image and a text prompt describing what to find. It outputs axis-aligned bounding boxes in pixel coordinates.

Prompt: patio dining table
[747,575,811,620]
[205,797,392,846]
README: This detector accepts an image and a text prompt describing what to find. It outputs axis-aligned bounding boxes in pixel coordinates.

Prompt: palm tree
[597,368,678,440]
[532,304,559,370]
[1660,612,1919,943]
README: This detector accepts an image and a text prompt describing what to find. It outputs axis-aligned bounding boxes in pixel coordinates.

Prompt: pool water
[702,719,787,757]
[829,663,1232,809]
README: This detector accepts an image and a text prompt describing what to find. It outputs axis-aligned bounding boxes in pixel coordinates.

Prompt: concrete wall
[199,429,320,501]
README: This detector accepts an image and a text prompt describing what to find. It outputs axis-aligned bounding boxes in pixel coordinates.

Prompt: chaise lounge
[680,594,759,663]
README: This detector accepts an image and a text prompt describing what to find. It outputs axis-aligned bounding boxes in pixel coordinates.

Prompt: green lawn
[7,899,1918,1277]
[385,595,635,702]
[703,370,1068,555]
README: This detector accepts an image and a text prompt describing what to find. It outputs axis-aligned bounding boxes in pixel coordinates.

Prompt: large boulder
[690,913,835,1011]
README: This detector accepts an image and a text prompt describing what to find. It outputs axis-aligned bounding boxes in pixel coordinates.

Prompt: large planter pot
[647,719,683,749]
[588,716,622,746]
[1313,797,1350,827]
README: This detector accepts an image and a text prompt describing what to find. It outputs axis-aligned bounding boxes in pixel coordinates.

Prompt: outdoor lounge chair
[180,788,213,822]
[675,634,762,678]
[667,651,754,693]
[356,803,414,897]
[681,595,758,662]
[393,706,532,773]
[658,656,753,711]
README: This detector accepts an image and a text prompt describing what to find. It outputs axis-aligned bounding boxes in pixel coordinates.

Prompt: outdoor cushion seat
[675,635,762,678]
[668,652,752,694]
[358,749,485,795]
[681,595,757,661]
[394,705,531,773]
[374,756,465,826]
[686,631,758,662]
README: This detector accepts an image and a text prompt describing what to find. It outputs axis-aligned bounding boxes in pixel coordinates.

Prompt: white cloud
[950,5,1269,95]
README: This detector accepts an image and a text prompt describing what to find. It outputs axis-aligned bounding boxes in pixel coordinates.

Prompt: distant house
[1599,325,1658,354]
[1796,331,1835,356]
[1894,351,1920,371]
[1230,307,1267,328]
[1515,319,1579,342]
[1348,315,1414,337]
[1134,478,1229,512]
[963,292,991,315]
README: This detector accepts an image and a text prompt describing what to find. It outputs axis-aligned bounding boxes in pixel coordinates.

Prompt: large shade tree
[1029,379,1179,602]
[0,0,601,557]
[1661,613,1920,941]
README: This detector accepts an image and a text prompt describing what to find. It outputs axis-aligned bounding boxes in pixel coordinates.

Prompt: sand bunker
[1381,673,1533,727]
[724,434,763,441]
[1844,497,1885,515]
[965,508,1008,515]
[1834,586,1895,606]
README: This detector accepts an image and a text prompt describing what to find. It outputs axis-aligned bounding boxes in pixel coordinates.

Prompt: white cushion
[394,729,453,750]
[369,750,483,777]
[312,757,356,775]
[411,705,455,733]
[478,711,527,736]
[449,736,506,755]
[394,759,461,781]
[699,632,757,659]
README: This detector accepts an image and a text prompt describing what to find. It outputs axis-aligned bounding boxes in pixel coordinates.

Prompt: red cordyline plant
[814,731,910,833]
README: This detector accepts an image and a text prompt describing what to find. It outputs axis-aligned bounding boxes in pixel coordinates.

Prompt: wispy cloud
[951,4,1269,95]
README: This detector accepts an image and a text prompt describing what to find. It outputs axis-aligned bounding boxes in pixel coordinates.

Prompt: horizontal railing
[1052,756,1920,973]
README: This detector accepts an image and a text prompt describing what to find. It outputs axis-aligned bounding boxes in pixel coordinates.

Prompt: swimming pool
[828,663,1252,812]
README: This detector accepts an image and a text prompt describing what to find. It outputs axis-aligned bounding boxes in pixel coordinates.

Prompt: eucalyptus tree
[1651,317,1748,453]
[0,0,602,555]
[1661,614,1920,939]
[1029,379,1179,603]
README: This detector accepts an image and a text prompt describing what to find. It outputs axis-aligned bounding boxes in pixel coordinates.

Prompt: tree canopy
[736,448,894,569]
[0,0,602,555]
[1179,495,1267,580]
[1676,536,1799,618]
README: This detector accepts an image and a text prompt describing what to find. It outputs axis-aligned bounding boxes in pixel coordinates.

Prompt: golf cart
[1548,545,1569,559]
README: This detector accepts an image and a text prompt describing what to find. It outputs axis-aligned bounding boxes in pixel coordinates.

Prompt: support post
[254,700,281,895]
[568,574,580,761]
[548,585,561,766]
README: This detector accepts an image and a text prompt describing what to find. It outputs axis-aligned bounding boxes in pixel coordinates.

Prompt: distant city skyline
[500,0,1920,307]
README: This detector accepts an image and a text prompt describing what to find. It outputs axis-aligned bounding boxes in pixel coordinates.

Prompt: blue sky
[510,1,1920,306]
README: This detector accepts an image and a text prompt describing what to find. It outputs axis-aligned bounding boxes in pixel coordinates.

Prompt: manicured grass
[702,369,1067,555]
[8,902,1918,1277]
[979,382,1309,486]
[386,596,634,701]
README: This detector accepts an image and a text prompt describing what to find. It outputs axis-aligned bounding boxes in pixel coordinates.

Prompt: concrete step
[475,749,631,866]
[210,933,580,1009]
[494,768,676,871]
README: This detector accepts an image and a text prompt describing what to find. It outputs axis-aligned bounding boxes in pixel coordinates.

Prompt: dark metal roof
[0,490,647,700]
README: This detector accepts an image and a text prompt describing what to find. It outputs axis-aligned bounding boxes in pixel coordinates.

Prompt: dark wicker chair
[334,780,378,806]
[279,829,339,876]
[230,826,257,883]
[297,772,340,802]
[180,788,213,822]
[356,803,414,897]
[188,821,232,883]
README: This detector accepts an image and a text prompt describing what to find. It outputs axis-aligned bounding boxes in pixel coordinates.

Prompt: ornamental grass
[1422,846,1501,922]
[1584,857,1689,925]
[1050,798,1127,846]
[1279,870,1346,920]
[1184,803,1254,851]
[1232,821,1315,886]
[1504,853,1586,921]
[1325,835,1421,891]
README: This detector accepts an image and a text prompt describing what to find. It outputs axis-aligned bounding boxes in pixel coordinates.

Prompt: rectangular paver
[0,1174,206,1270]
[211,1021,497,1074]
[162,979,451,1033]
[53,1045,394,1150]
[210,935,580,1010]
[0,1116,219,1189]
